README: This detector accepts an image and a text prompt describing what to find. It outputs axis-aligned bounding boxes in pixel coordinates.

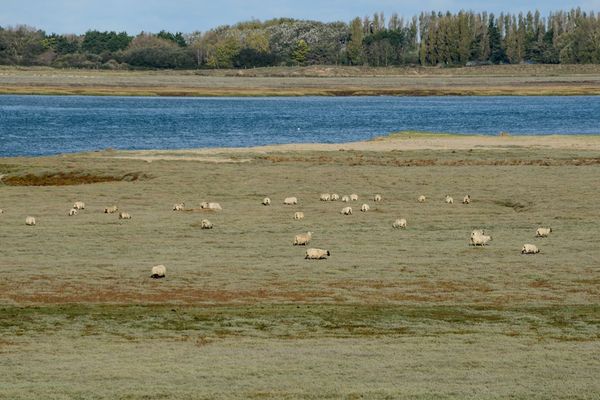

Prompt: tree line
[1,8,599,69]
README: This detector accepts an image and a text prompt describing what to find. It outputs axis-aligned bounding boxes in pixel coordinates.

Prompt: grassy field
[2,64,600,96]
[0,134,599,399]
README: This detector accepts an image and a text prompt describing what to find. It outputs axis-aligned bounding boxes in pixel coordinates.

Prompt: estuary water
[0,95,599,157]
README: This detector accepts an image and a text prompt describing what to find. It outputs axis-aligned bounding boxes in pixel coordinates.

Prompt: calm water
[1,95,599,157]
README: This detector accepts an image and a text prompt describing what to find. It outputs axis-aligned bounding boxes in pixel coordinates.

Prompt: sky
[1,0,599,34]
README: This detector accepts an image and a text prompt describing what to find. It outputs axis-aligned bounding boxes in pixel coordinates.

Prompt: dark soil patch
[3,171,151,186]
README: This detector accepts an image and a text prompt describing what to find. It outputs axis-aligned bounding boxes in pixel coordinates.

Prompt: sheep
[522,244,540,254]
[418,195,427,203]
[0,209,3,214]
[361,204,370,212]
[320,193,331,201]
[200,202,222,211]
[68,208,78,216]
[104,206,118,214]
[150,265,166,279]
[350,194,359,201]
[201,219,213,229]
[293,212,305,220]
[330,194,340,201]
[73,201,85,210]
[25,216,36,226]
[462,195,471,204]
[305,248,330,260]
[119,212,132,220]
[284,197,298,205]
[470,230,492,246]
[293,232,312,246]
[393,218,407,229]
[535,227,552,238]
[445,195,454,204]
[341,195,350,203]
[262,197,271,206]
[173,203,185,211]
[374,194,382,202]
[341,207,353,215]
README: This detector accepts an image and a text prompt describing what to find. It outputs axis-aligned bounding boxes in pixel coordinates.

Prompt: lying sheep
[201,219,213,229]
[361,204,370,212]
[305,248,330,260]
[330,194,340,201]
[374,194,382,202]
[393,218,407,229]
[463,195,471,204]
[262,197,271,206]
[445,195,454,204]
[418,195,427,203]
[284,197,298,205]
[350,194,359,201]
[173,203,185,211]
[104,206,118,214]
[293,231,312,246]
[341,195,350,203]
[320,193,331,201]
[200,202,222,211]
[341,207,352,215]
[25,216,36,226]
[470,229,492,246]
[68,208,78,216]
[522,244,540,254]
[151,265,166,279]
[293,212,305,220]
[119,212,131,220]
[535,227,552,238]
[73,201,85,210]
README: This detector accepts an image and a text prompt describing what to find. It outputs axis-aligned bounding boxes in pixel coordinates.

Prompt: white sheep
[470,229,491,246]
[25,216,36,226]
[462,195,471,204]
[68,208,78,216]
[201,219,213,229]
[341,207,353,215]
[374,194,382,202]
[118,212,131,220]
[293,232,312,246]
[418,195,427,203]
[200,202,222,211]
[341,195,350,203]
[293,212,305,220]
[320,193,331,201]
[330,193,340,201]
[150,265,166,279]
[284,197,298,205]
[535,227,552,238]
[173,203,185,211]
[350,194,359,201]
[393,218,407,229]
[445,195,454,204]
[522,244,540,254]
[262,197,271,206]
[104,206,118,214]
[305,248,330,260]
[361,204,370,212]
[73,201,85,210]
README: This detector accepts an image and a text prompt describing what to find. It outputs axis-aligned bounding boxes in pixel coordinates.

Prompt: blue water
[1,95,599,157]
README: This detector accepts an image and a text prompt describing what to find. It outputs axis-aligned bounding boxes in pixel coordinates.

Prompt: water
[1,95,599,157]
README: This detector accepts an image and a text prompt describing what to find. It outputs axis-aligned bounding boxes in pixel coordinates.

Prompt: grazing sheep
[262,197,271,206]
[330,194,340,201]
[341,207,353,215]
[305,248,330,260]
[522,244,540,254]
[68,208,78,216]
[73,201,85,210]
[350,194,359,201]
[118,212,131,220]
[173,203,185,211]
[201,219,213,229]
[361,204,370,212]
[151,265,166,279]
[535,227,552,238]
[445,195,454,204]
[341,195,350,203]
[470,230,492,246]
[293,232,313,246]
[320,193,331,201]
[200,202,222,211]
[104,206,118,214]
[393,218,407,229]
[25,216,36,226]
[284,197,298,205]
[374,194,382,202]
[293,212,305,220]
[418,195,427,203]
[462,195,471,204]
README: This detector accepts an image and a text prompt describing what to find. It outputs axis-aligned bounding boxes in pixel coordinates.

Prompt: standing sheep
[341,195,350,203]
[284,197,298,205]
[68,208,78,216]
[393,218,407,229]
[341,207,353,215]
[262,197,271,206]
[522,244,540,254]
[73,201,85,210]
[535,227,552,238]
[320,194,331,201]
[25,216,36,226]
[293,212,305,220]
[200,202,222,211]
[201,219,213,229]
[350,194,359,201]
[330,194,340,201]
[118,212,132,220]
[361,204,370,212]
[462,195,471,204]
[305,248,330,260]
[445,195,454,204]
[151,265,166,279]
[293,232,313,246]
[374,194,382,202]
[418,195,427,203]
[470,229,492,246]
[173,203,185,211]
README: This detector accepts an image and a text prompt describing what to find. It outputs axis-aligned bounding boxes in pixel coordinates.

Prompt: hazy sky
[1,0,599,34]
